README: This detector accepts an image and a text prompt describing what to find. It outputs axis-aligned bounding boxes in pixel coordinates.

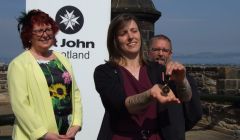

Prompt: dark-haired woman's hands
[150,84,180,104]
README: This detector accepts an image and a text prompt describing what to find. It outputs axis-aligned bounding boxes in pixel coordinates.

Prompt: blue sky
[0,0,240,64]
[0,1,24,62]
[153,0,240,55]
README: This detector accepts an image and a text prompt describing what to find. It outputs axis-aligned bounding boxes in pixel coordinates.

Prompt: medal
[161,84,170,96]
[161,74,171,96]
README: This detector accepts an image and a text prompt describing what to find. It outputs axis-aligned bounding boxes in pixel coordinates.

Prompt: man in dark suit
[148,34,203,140]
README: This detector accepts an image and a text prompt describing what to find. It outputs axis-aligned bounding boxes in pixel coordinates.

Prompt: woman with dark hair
[7,9,82,140]
[94,14,192,140]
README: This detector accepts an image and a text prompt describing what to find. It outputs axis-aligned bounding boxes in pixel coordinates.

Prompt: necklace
[30,49,55,61]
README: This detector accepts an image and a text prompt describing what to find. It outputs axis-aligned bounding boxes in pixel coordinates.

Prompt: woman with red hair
[7,9,82,140]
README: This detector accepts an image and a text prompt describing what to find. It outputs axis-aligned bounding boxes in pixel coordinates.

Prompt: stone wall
[186,65,240,133]
[187,66,218,94]
[186,65,240,95]
[0,66,7,93]
[0,64,12,137]
[217,67,240,95]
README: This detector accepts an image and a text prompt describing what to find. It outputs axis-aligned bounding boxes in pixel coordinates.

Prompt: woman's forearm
[125,89,153,114]
[176,78,192,101]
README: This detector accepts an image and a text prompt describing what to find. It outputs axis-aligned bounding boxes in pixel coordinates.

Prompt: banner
[26,0,110,139]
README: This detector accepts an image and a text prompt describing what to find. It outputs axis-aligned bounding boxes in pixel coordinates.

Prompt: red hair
[17,9,59,49]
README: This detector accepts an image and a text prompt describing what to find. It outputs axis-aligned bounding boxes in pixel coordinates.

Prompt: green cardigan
[7,50,82,140]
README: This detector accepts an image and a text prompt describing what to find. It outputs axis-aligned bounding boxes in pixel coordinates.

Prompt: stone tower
[111,0,161,55]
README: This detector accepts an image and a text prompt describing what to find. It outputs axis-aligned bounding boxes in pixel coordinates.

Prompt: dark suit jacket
[159,75,202,140]
[94,62,202,140]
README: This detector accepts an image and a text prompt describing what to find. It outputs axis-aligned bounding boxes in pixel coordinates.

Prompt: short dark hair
[149,34,172,50]
[107,14,146,65]
[17,9,59,49]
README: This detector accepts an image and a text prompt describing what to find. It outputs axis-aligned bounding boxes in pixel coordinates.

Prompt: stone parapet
[186,65,240,132]
[0,72,7,92]
[186,65,218,94]
[217,67,240,95]
[186,65,240,95]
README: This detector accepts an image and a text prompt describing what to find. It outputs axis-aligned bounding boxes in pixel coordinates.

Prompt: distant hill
[0,57,13,64]
[1,52,240,65]
[173,52,240,65]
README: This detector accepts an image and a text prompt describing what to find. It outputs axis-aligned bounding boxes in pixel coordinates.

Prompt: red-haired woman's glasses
[32,28,53,36]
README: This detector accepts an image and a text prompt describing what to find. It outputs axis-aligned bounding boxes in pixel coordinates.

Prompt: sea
[1,52,240,66]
